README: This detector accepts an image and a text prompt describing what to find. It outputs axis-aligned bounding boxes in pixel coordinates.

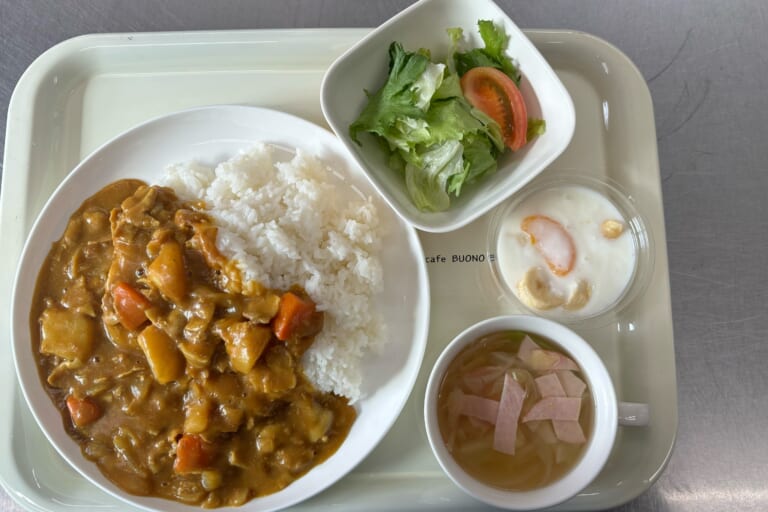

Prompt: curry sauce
[30,179,355,507]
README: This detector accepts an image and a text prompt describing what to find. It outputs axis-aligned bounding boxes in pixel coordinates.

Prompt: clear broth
[437,331,593,491]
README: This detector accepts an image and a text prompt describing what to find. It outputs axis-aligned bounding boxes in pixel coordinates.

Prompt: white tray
[0,28,677,511]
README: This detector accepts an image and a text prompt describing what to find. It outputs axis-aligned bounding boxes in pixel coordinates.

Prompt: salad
[350,20,545,212]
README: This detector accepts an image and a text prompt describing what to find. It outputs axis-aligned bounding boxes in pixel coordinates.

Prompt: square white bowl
[321,0,575,233]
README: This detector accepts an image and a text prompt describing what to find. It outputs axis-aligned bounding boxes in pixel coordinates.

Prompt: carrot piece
[272,292,318,341]
[174,434,214,474]
[65,395,102,427]
[112,281,151,330]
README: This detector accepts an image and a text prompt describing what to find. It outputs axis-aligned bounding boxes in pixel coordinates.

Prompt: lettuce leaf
[411,61,445,109]
[349,42,430,145]
[454,20,521,84]
[349,21,535,212]
[527,118,547,140]
[405,140,464,211]
[425,99,484,144]
[460,134,499,184]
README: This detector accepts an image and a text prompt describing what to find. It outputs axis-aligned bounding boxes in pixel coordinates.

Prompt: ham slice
[459,394,500,424]
[535,373,566,398]
[530,349,579,371]
[444,389,465,451]
[556,370,587,397]
[552,420,587,443]
[522,397,581,422]
[493,374,526,455]
[517,335,540,364]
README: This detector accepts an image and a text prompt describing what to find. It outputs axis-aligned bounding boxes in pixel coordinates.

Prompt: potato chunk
[184,400,211,434]
[220,321,272,374]
[39,307,96,361]
[138,324,185,384]
[289,395,334,443]
[241,294,280,324]
[147,239,187,304]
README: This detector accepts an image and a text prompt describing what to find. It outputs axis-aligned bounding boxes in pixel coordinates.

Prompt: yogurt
[495,184,637,319]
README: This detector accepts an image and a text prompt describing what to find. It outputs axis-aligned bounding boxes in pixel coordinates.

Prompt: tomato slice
[460,66,528,151]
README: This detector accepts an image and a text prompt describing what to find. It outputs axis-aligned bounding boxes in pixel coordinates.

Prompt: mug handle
[618,401,649,426]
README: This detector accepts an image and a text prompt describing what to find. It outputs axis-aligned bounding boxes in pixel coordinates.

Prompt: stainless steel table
[1,1,766,511]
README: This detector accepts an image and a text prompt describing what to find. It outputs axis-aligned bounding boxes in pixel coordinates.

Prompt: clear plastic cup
[487,174,654,327]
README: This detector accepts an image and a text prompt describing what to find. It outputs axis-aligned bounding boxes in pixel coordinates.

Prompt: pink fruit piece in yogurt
[521,215,576,277]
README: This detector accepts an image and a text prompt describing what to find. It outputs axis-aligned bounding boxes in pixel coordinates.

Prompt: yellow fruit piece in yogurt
[563,280,592,311]
[600,219,625,239]
[517,267,565,310]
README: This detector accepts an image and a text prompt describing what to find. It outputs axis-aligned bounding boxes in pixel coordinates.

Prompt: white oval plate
[11,105,430,512]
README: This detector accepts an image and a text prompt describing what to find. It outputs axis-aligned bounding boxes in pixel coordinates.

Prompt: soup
[436,331,593,490]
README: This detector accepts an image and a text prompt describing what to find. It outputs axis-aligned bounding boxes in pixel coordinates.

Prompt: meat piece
[534,373,566,398]
[552,420,587,443]
[443,389,464,451]
[493,374,526,455]
[458,394,500,424]
[529,349,579,371]
[556,370,587,398]
[522,397,581,422]
[104,186,169,291]
[101,185,179,347]
[517,335,540,365]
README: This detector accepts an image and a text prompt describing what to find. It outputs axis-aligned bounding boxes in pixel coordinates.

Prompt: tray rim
[0,27,677,512]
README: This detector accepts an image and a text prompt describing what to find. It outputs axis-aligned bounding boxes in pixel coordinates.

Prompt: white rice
[162,143,385,402]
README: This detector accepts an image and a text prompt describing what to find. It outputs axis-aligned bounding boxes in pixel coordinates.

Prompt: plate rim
[9,104,431,512]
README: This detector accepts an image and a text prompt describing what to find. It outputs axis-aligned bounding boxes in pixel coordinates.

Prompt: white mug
[424,315,648,510]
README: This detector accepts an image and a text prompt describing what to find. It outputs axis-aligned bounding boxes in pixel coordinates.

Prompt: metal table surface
[1,1,766,511]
